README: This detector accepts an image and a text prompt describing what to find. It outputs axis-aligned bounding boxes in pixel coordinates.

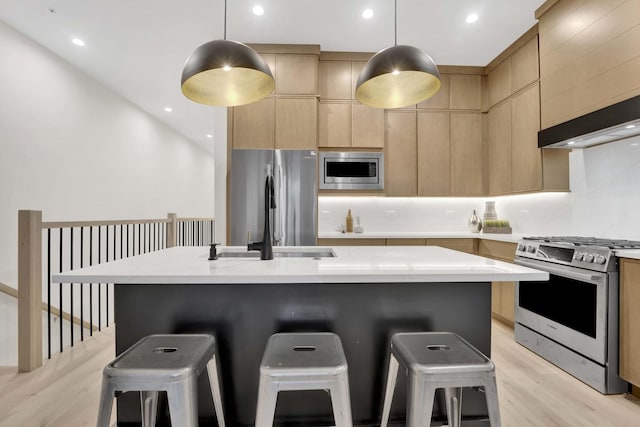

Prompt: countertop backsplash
[318,137,640,241]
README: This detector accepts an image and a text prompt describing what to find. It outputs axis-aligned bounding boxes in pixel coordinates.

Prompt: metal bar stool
[255,332,353,427]
[97,334,226,427]
[380,332,501,427]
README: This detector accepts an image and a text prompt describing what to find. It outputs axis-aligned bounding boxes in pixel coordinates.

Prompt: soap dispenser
[346,209,354,233]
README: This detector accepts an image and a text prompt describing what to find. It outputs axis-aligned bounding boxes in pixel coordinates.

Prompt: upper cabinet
[486,33,569,195]
[537,0,640,129]
[318,55,384,149]
[275,54,318,95]
[385,110,418,196]
[231,47,320,150]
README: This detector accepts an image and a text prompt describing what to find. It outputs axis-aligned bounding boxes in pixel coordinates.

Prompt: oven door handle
[515,259,603,282]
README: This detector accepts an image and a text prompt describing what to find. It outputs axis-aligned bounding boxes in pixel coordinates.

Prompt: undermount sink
[217,248,336,259]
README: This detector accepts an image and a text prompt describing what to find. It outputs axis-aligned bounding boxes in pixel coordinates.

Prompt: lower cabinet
[426,238,476,254]
[478,240,517,325]
[317,238,386,246]
[620,258,640,389]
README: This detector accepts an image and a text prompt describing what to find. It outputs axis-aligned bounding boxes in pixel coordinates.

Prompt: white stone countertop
[615,249,640,260]
[318,231,524,244]
[52,245,548,285]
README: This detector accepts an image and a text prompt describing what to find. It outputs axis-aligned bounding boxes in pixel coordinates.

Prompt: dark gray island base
[114,281,492,427]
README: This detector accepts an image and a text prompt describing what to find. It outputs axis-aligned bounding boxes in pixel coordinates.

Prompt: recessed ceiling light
[252,5,264,16]
[566,141,576,145]
[71,38,85,47]
[362,9,374,19]
[631,142,639,147]
[206,134,214,139]
[625,124,636,129]
[164,107,172,112]
[466,13,479,24]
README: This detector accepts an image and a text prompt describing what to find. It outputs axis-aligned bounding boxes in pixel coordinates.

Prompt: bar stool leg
[406,373,435,427]
[140,390,159,427]
[167,377,199,427]
[483,374,502,427]
[444,387,463,427]
[206,355,226,427]
[255,376,279,427]
[96,380,115,427]
[380,353,399,427]
[329,372,353,427]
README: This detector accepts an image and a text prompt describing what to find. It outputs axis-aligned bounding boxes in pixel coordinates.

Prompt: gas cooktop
[522,236,640,249]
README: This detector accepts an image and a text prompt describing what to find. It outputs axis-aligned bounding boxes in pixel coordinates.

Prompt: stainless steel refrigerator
[229,149,317,246]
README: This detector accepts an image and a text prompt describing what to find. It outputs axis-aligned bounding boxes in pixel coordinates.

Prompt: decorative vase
[354,216,364,233]
[483,201,497,222]
[468,210,482,233]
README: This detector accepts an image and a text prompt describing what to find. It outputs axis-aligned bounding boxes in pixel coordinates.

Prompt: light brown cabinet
[488,100,512,195]
[232,98,275,149]
[511,84,543,192]
[417,111,450,196]
[318,102,384,149]
[488,58,512,107]
[275,98,317,149]
[318,58,384,149]
[352,103,384,148]
[620,258,640,388]
[450,74,482,110]
[450,112,484,196]
[478,240,517,325]
[511,36,539,94]
[318,102,351,148]
[275,54,318,95]
[417,74,450,109]
[317,238,386,246]
[385,111,417,196]
[386,238,426,246]
[427,238,476,254]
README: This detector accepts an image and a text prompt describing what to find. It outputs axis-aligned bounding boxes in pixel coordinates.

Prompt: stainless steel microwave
[319,152,384,190]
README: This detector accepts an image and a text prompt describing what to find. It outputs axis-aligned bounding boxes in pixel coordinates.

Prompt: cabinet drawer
[318,238,386,246]
[426,238,476,254]
[386,238,426,246]
[478,240,516,261]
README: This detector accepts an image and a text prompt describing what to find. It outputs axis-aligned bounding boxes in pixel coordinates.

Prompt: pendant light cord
[223,0,227,40]
[394,0,397,46]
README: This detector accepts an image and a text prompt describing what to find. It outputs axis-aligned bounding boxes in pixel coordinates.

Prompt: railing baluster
[120,224,123,259]
[90,227,93,337]
[47,229,51,359]
[59,228,63,354]
[70,227,74,347]
[126,224,130,258]
[138,223,141,255]
[98,226,101,332]
[80,227,84,342]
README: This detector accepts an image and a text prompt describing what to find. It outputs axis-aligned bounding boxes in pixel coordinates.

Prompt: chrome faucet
[248,174,275,260]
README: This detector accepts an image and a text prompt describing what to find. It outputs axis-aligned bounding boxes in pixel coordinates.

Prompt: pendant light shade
[355,0,441,109]
[181,40,274,106]
[180,0,275,106]
[355,45,441,109]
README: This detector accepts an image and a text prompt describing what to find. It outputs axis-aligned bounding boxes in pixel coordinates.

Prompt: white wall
[0,21,215,365]
[319,136,640,240]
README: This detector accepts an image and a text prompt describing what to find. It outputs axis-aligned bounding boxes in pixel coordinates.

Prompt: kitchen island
[54,245,547,427]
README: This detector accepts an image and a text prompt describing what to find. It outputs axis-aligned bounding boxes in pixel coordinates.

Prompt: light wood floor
[0,320,638,426]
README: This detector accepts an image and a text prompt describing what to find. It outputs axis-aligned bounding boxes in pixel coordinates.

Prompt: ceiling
[0,0,546,154]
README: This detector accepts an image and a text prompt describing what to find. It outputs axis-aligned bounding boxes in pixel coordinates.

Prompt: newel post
[167,213,177,248]
[18,210,43,372]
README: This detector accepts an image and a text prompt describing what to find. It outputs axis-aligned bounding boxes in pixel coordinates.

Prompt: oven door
[514,258,608,365]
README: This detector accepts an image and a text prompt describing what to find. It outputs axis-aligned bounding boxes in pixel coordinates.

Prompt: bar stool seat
[97,334,226,427]
[380,332,501,427]
[255,332,353,427]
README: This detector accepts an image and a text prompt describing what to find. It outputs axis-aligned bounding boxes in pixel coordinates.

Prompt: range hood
[538,94,640,149]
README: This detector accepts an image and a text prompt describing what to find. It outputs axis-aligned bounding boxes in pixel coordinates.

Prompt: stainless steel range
[514,236,640,394]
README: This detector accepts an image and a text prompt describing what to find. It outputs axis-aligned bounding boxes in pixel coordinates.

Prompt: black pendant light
[181,0,275,106]
[356,0,441,109]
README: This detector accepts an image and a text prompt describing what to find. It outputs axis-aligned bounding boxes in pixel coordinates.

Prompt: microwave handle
[515,258,603,283]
